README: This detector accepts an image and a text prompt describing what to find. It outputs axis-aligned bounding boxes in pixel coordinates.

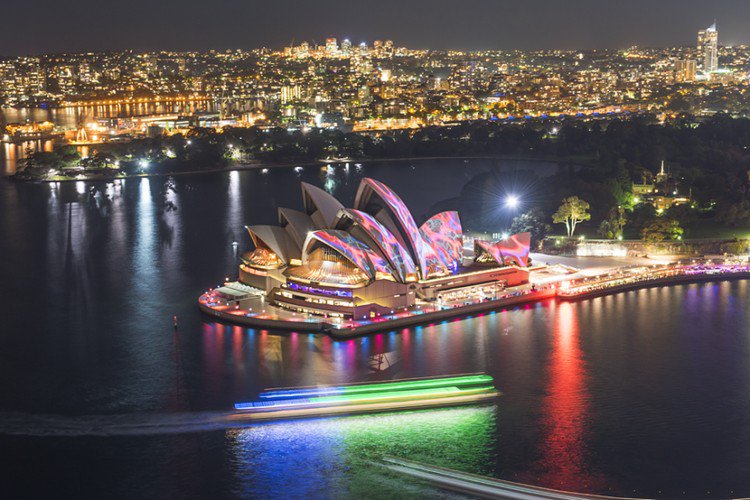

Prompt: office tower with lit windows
[674,59,697,82]
[341,39,352,55]
[325,38,338,56]
[698,23,718,72]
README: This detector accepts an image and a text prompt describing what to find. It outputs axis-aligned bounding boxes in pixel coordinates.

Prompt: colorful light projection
[304,230,394,280]
[287,282,353,298]
[474,239,505,266]
[419,211,464,269]
[357,178,433,279]
[474,232,531,268]
[344,209,418,282]
[496,232,531,267]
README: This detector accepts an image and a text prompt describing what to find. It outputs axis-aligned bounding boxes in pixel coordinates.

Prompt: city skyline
[4,0,750,57]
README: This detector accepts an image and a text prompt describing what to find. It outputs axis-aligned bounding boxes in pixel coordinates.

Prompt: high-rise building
[294,42,310,59]
[78,61,93,84]
[698,23,718,72]
[325,38,338,56]
[341,39,352,55]
[674,59,697,82]
[281,84,301,103]
[384,40,394,57]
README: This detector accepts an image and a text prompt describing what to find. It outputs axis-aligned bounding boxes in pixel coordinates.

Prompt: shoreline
[558,271,750,301]
[199,266,750,337]
[199,288,558,338]
[6,154,586,184]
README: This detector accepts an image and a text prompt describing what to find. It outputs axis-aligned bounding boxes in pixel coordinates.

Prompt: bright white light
[501,232,509,240]
[505,194,519,209]
[139,159,149,169]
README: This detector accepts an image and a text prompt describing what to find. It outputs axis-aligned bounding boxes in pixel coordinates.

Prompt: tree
[17,145,36,172]
[552,196,591,237]
[598,206,627,239]
[641,218,683,243]
[510,209,551,249]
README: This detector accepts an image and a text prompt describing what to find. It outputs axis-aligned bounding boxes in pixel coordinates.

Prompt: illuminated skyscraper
[341,39,352,55]
[384,40,394,57]
[698,23,718,72]
[674,59,696,82]
[325,38,338,55]
[295,42,310,59]
[281,84,301,104]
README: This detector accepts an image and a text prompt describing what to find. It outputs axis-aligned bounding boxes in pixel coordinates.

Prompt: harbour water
[2,159,750,498]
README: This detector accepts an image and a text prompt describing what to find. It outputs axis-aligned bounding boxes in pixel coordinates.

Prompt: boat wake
[0,410,245,437]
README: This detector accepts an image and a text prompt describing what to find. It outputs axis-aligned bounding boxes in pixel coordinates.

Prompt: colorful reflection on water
[3,163,750,497]
[529,301,607,491]
[227,406,496,497]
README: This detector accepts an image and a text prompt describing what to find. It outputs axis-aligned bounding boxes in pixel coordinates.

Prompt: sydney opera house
[239,177,531,320]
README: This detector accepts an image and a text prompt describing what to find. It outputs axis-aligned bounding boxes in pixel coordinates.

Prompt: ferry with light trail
[231,374,499,421]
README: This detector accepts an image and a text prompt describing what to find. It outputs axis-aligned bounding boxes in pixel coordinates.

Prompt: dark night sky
[3,0,750,56]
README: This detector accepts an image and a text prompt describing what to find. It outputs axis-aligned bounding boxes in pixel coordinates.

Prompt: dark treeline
[16,114,750,238]
[190,114,750,236]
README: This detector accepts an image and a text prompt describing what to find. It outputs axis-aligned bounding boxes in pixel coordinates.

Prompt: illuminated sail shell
[334,209,418,282]
[419,211,463,269]
[354,178,443,279]
[302,229,395,281]
[497,232,531,267]
[246,225,300,265]
[474,232,531,267]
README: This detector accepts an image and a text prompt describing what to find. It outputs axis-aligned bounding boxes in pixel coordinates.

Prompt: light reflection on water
[2,161,750,497]
[228,406,496,498]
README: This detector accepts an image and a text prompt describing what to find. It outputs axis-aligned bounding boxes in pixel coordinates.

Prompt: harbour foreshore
[199,262,750,337]
[199,287,557,338]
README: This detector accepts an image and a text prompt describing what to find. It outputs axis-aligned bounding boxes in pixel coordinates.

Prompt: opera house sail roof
[243,177,531,287]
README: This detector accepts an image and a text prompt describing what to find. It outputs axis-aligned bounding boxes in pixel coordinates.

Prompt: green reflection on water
[228,405,497,497]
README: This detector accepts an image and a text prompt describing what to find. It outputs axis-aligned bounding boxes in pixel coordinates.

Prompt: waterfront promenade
[199,259,750,337]
[557,262,750,300]
[199,285,557,338]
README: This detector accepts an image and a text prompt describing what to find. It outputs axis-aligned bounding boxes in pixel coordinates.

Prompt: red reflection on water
[289,332,299,369]
[534,302,607,491]
[374,333,384,355]
[232,326,244,364]
[202,323,224,397]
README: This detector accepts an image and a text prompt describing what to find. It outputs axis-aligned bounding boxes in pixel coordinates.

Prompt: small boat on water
[231,374,499,421]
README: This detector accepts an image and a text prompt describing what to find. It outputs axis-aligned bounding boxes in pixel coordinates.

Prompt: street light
[505,194,519,209]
